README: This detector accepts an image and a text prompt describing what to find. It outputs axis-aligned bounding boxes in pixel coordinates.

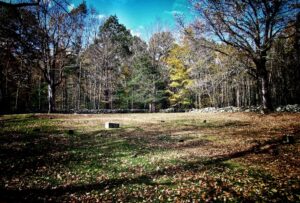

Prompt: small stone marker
[105,122,120,129]
[283,134,294,144]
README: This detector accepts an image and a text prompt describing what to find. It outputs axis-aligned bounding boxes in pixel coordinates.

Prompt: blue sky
[70,0,193,41]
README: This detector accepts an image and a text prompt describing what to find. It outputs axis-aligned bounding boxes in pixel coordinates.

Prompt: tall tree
[84,15,133,109]
[165,44,193,109]
[0,5,41,112]
[191,0,298,112]
[35,0,87,112]
[148,31,174,111]
[148,31,175,81]
[128,38,166,110]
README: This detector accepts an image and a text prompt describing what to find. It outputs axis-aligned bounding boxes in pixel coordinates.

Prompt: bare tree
[0,0,40,8]
[191,0,298,112]
[35,0,87,112]
[83,16,133,109]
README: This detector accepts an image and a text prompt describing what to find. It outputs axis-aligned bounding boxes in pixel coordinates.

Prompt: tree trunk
[98,83,102,110]
[236,86,240,107]
[38,76,41,110]
[110,89,113,109]
[256,59,273,113]
[77,61,81,110]
[48,84,56,113]
[64,79,68,111]
[93,79,96,109]
[104,89,109,109]
[89,80,92,109]
[131,89,134,110]
[15,80,20,111]
[260,73,272,112]
[149,102,155,112]
[5,61,9,96]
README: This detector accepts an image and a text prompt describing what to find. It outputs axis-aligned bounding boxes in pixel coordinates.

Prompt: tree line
[0,0,299,113]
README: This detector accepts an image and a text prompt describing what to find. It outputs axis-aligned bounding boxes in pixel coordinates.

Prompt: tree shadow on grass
[1,115,298,201]
[1,132,298,202]
[0,129,139,178]
[0,115,120,179]
[170,120,251,129]
[0,118,272,176]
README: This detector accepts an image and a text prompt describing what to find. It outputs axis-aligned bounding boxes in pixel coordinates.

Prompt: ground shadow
[1,131,298,202]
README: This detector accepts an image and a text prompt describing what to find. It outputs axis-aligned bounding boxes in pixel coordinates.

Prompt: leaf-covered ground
[0,112,299,202]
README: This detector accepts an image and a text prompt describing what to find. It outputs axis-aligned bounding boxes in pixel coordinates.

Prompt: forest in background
[0,0,299,114]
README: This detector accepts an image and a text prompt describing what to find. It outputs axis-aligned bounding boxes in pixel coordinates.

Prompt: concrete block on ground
[105,122,120,129]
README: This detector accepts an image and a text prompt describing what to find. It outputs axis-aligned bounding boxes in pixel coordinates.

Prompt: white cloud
[97,14,106,20]
[130,25,146,37]
[130,30,141,37]
[67,3,75,11]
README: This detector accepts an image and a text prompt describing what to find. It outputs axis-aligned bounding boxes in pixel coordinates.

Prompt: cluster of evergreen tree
[0,1,299,113]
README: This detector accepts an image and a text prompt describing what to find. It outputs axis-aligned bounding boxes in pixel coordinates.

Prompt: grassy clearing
[0,112,299,202]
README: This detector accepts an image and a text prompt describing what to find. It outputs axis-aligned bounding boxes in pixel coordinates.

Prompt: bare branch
[0,0,40,8]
